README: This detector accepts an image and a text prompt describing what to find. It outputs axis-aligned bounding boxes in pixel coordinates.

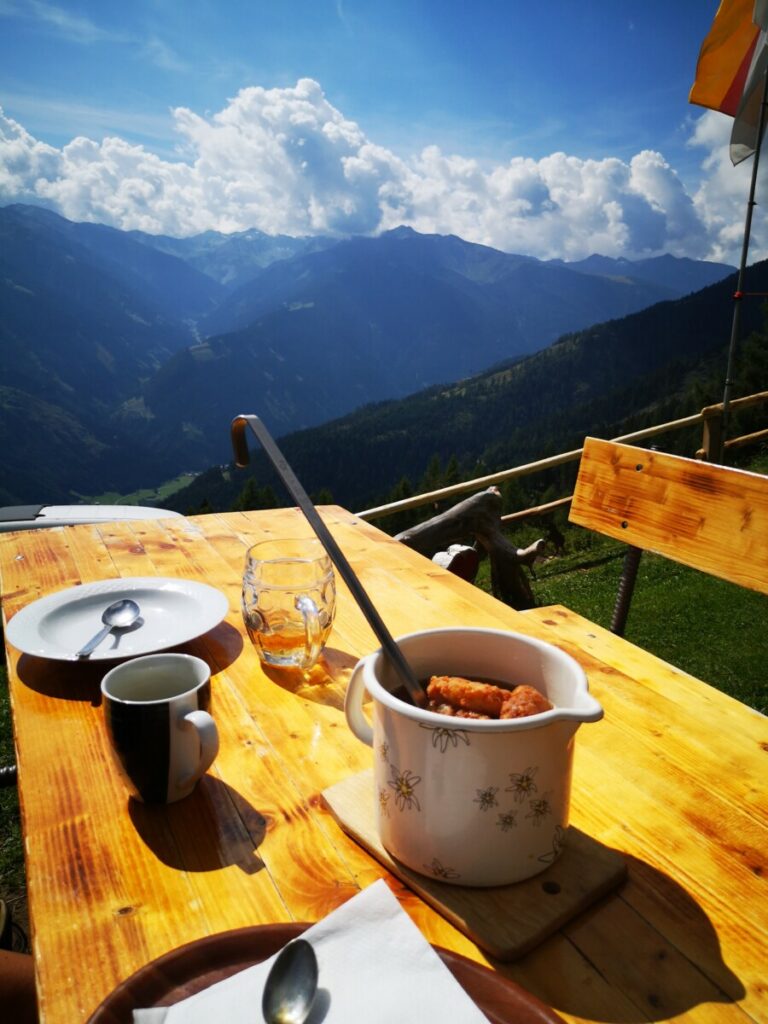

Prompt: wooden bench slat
[569,438,768,595]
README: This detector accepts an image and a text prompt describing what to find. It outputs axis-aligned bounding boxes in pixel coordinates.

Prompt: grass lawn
[83,470,201,506]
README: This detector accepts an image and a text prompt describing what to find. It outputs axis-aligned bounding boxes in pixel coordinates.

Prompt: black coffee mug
[101,653,219,803]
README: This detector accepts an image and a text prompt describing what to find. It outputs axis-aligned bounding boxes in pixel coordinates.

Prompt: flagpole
[719,66,768,462]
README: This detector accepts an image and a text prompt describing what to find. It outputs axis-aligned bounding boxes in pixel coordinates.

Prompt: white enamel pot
[345,628,603,887]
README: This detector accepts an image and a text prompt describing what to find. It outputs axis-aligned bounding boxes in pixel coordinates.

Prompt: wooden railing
[356,390,768,525]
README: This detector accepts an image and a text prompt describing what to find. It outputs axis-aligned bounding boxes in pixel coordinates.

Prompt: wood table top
[0,507,765,1023]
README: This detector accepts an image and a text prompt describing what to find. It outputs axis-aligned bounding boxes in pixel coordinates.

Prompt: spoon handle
[76,623,112,659]
[231,414,426,707]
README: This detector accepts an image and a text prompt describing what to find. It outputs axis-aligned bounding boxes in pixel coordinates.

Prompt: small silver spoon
[75,598,141,659]
[262,939,318,1024]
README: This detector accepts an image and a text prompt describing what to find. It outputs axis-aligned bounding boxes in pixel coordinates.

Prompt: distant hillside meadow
[0,202,742,508]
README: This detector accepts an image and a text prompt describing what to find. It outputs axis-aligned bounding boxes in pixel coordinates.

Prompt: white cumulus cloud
[687,108,768,264]
[0,78,759,263]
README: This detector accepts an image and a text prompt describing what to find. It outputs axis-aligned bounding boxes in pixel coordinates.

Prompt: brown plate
[88,922,564,1023]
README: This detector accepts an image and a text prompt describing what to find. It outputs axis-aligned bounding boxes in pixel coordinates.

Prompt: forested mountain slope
[169,259,768,515]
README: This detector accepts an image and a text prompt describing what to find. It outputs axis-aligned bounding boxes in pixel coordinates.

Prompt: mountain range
[167,257,768,517]
[0,203,737,505]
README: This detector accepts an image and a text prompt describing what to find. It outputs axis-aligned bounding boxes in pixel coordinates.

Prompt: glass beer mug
[242,538,336,670]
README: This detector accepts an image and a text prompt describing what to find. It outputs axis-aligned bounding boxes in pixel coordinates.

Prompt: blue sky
[0,1,762,264]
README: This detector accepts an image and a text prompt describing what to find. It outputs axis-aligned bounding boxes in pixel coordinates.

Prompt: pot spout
[548,689,604,725]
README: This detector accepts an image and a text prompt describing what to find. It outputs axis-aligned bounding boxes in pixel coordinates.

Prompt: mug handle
[344,658,373,746]
[179,710,219,787]
[296,594,321,669]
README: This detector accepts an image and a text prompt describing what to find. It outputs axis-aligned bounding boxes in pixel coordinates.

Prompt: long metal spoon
[262,939,318,1024]
[75,598,141,659]
[231,413,427,707]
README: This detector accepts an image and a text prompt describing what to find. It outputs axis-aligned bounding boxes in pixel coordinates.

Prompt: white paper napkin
[133,879,490,1023]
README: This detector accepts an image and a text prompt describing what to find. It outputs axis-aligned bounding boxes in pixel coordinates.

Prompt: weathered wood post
[699,403,723,462]
[395,486,536,609]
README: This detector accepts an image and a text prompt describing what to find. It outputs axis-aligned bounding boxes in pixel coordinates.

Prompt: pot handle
[344,658,373,746]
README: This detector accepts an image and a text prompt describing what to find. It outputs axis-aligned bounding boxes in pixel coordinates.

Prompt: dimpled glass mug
[345,627,603,887]
[242,537,336,670]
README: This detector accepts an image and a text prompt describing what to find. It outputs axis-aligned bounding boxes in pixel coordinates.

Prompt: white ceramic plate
[6,578,230,661]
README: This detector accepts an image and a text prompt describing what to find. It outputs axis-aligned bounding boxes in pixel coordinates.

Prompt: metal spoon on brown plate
[262,939,318,1024]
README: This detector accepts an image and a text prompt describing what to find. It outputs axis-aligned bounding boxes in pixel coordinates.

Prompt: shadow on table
[16,653,105,704]
[492,852,746,1022]
[258,646,359,712]
[14,621,244,705]
[194,620,244,669]
[129,775,268,876]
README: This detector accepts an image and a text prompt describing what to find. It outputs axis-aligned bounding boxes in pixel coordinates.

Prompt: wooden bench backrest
[569,437,768,596]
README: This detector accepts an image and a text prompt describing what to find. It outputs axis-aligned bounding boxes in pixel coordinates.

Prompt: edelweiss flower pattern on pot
[419,722,470,752]
[492,767,552,832]
[387,765,421,811]
[425,858,460,881]
[507,766,538,802]
[539,825,566,864]
[474,786,499,811]
[378,787,391,817]
[526,794,552,825]
[497,809,518,832]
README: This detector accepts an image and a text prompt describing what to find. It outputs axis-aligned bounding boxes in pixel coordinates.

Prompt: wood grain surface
[570,437,768,594]
[1,507,766,1024]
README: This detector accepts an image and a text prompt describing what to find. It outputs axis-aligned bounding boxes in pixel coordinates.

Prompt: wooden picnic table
[0,506,765,1023]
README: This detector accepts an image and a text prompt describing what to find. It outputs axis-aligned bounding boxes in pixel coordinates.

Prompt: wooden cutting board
[322,769,627,962]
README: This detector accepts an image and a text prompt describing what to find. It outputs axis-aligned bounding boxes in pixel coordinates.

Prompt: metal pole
[610,545,642,637]
[720,68,768,462]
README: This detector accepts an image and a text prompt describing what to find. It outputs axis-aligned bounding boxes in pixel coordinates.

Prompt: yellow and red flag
[690,0,768,163]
